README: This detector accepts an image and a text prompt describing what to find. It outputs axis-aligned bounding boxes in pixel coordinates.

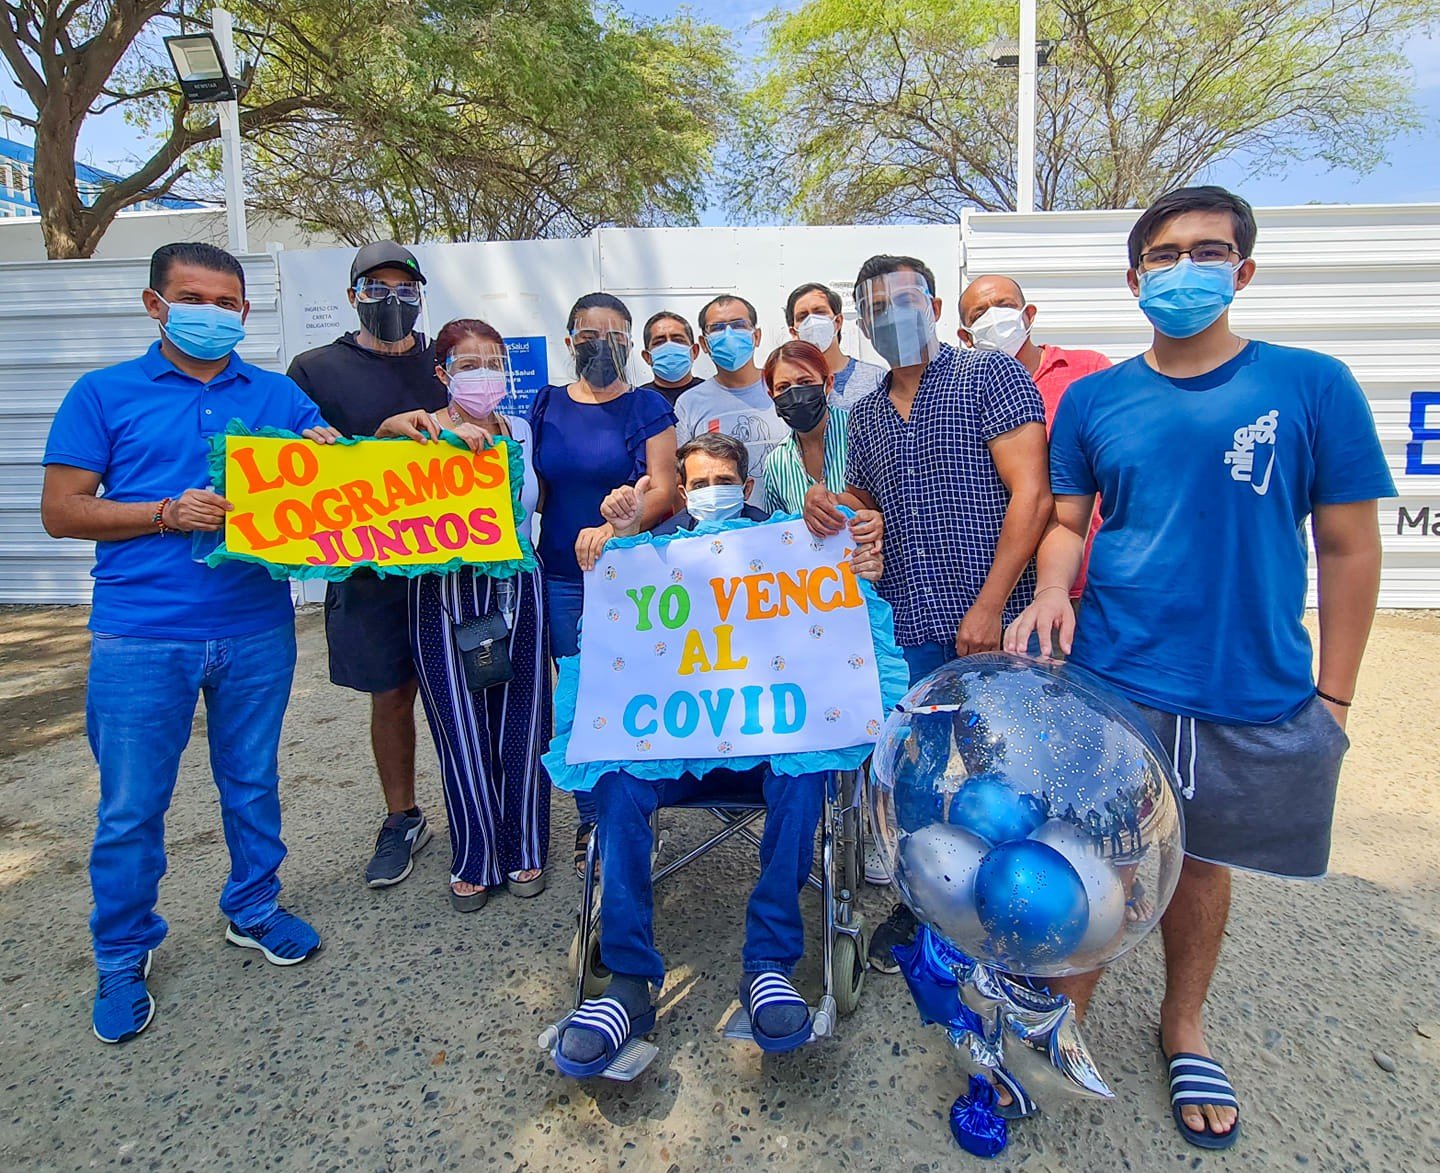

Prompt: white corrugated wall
[3,207,1437,605]
[0,253,283,602]
[962,205,1440,607]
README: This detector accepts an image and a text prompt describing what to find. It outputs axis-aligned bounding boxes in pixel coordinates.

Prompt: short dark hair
[150,242,245,298]
[853,255,936,303]
[677,432,748,484]
[1127,185,1257,268]
[643,310,694,348]
[785,282,841,326]
[567,292,632,334]
[697,294,758,334]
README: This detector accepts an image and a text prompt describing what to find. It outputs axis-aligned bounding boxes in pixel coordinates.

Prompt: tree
[729,0,1437,223]
[0,1,734,258]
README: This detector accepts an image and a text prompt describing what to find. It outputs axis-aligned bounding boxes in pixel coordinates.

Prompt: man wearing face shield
[803,256,1052,971]
[286,242,449,890]
[673,295,783,509]
[785,282,886,410]
[959,275,1110,600]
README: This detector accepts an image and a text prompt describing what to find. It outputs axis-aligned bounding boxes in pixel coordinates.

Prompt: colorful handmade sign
[205,424,532,581]
[544,514,908,787]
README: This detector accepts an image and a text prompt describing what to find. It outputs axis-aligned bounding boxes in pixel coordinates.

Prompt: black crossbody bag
[434,577,517,692]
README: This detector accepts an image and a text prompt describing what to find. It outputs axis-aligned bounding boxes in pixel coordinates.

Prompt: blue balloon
[974,841,1089,970]
[948,774,1046,845]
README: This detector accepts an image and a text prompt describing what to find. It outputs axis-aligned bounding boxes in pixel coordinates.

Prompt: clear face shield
[570,325,634,389]
[444,344,517,422]
[856,270,939,369]
[353,276,427,345]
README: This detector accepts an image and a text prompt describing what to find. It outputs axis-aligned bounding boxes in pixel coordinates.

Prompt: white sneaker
[863,838,893,885]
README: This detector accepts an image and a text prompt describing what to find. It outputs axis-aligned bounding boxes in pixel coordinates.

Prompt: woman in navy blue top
[530,292,678,865]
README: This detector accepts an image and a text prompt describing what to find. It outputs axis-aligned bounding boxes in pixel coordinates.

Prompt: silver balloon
[897,824,988,948]
[1028,819,1127,960]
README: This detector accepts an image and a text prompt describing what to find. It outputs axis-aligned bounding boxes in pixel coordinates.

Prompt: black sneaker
[365,810,432,888]
[867,904,918,974]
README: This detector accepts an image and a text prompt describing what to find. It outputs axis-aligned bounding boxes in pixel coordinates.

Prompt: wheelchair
[547,765,871,1073]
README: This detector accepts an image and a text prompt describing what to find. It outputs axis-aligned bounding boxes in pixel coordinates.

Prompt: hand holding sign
[600,474,653,538]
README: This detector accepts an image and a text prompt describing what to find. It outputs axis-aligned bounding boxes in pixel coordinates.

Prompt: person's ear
[142,288,166,323]
[641,348,653,365]
[689,342,700,359]
[677,483,690,507]
[240,298,251,324]
[346,288,357,309]
[931,297,943,320]
[752,325,762,347]
[788,324,799,339]
[1022,303,1037,331]
[1235,258,1257,293]
[699,334,712,356]
[1126,268,1142,298]
[435,365,450,387]
[743,476,755,499]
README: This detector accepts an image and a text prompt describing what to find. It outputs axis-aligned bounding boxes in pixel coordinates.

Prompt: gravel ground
[1,606,1437,1172]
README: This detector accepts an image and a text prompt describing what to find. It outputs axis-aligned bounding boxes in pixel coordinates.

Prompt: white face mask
[686,484,746,523]
[967,305,1030,357]
[796,313,837,351]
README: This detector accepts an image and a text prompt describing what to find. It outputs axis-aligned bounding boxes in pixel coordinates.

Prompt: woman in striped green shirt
[760,340,854,514]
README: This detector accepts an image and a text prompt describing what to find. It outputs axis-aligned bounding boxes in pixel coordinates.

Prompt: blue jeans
[86,622,297,971]
[593,767,824,987]
[546,576,597,826]
[902,640,953,686]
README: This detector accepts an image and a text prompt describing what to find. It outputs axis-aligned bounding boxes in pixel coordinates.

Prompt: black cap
[350,241,426,286]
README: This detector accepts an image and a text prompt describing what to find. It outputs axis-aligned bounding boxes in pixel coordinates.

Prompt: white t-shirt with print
[673,376,784,508]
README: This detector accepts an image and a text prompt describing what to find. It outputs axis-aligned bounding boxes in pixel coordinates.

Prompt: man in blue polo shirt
[41,242,341,1045]
[1004,187,1394,1150]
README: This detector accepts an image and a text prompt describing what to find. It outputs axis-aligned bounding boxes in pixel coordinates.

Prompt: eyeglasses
[354,279,423,305]
[446,355,507,374]
[1138,243,1239,271]
[571,328,630,347]
[703,319,753,337]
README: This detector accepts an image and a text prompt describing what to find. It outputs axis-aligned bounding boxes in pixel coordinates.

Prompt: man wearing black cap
[287,241,448,888]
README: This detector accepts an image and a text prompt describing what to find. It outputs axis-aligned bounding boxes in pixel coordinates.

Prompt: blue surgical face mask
[1137,259,1239,339]
[686,483,746,522]
[649,340,694,383]
[706,327,756,373]
[157,295,246,360]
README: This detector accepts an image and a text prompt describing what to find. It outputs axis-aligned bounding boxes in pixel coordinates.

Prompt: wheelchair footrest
[539,1014,660,1082]
[722,994,835,1044]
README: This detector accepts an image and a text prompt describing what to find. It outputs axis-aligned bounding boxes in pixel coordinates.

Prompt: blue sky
[3,3,1437,219]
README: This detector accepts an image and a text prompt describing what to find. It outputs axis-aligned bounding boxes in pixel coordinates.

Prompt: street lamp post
[163,7,248,252]
[1017,0,1037,213]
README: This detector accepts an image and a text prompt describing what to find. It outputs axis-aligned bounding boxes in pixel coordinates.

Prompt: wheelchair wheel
[831,922,867,1017]
[568,918,611,1000]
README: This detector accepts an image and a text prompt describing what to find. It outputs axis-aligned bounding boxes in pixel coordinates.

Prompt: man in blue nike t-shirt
[1005,186,1394,1150]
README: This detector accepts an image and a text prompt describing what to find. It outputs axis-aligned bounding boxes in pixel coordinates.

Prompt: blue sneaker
[365,810,432,888]
[225,908,321,966]
[93,951,155,1044]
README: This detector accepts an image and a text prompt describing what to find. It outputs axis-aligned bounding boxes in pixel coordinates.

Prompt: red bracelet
[153,498,173,534]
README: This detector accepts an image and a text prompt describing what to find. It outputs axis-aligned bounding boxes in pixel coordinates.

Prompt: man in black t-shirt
[287,241,448,889]
[637,309,704,406]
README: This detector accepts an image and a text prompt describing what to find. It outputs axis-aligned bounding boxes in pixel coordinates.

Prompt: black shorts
[323,574,416,693]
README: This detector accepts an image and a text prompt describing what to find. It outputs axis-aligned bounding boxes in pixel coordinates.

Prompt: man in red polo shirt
[959,274,1109,597]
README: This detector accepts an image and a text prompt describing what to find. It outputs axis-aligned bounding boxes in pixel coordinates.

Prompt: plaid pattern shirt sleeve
[978,351,1046,442]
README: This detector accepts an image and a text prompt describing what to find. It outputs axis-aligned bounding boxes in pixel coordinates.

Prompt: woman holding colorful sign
[375,319,550,910]
[530,292,679,873]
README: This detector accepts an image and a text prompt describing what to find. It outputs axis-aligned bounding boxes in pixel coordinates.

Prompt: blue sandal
[742,973,813,1054]
[554,995,656,1078]
[1162,1040,1241,1150]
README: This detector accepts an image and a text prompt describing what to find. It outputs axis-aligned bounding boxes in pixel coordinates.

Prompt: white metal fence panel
[0,253,283,603]
[963,204,1440,608]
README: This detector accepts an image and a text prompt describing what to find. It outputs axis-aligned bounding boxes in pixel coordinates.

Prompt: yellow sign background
[223,435,523,571]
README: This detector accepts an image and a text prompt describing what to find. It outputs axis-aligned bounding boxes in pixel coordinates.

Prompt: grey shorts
[1131,696,1350,879]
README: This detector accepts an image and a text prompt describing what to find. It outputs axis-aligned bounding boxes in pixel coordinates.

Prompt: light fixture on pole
[163,9,248,252]
[988,4,1053,214]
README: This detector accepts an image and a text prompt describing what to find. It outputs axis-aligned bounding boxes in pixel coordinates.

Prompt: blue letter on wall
[1407,391,1440,476]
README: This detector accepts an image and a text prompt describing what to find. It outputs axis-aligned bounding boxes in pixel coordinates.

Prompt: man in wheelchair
[550,434,883,1076]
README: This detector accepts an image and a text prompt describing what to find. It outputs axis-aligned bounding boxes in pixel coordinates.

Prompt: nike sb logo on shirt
[1224,409,1279,496]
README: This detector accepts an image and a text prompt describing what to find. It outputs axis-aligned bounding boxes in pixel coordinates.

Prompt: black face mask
[773,382,827,434]
[574,338,629,387]
[357,295,420,344]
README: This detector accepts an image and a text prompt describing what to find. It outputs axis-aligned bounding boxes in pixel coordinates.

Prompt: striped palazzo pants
[408,566,551,886]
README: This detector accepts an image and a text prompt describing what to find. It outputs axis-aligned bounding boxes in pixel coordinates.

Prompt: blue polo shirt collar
[138,340,254,388]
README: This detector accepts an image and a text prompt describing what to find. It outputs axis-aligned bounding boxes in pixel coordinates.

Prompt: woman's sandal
[506,869,547,898]
[573,825,595,880]
[553,995,656,1078]
[449,883,488,913]
[1160,1034,1241,1150]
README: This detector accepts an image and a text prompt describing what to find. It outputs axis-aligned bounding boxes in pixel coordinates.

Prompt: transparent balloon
[871,653,1184,978]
